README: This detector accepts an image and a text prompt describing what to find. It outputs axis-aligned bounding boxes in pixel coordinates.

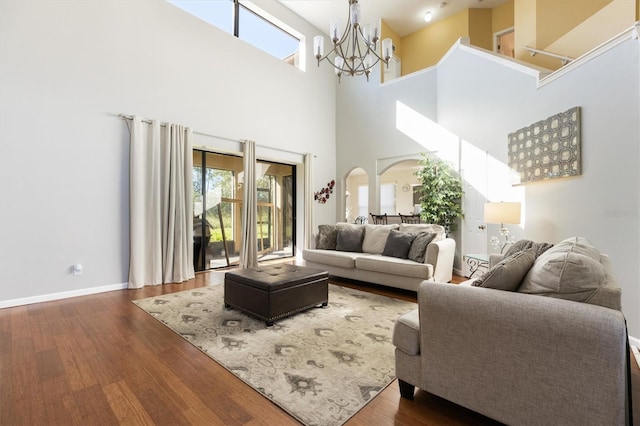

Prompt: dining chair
[369,213,388,224]
[399,213,421,224]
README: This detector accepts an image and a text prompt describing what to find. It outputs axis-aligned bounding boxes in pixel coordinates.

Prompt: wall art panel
[508,106,581,185]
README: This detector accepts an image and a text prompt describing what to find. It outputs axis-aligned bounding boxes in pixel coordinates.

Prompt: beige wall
[514,0,536,62]
[536,0,610,48]
[492,0,515,33]
[402,9,469,74]
[401,7,505,75]
[514,0,634,70]
[381,19,402,57]
[401,0,634,75]
[469,9,494,50]
[545,0,636,61]
[381,19,402,83]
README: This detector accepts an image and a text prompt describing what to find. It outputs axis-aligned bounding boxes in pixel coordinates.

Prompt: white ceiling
[278,0,510,38]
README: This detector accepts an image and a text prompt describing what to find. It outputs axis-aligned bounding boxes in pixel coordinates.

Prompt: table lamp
[484,202,521,253]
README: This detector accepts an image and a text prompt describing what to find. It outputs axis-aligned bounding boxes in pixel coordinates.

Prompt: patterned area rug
[133,283,416,426]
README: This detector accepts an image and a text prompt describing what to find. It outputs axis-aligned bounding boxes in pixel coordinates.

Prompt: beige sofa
[302,223,456,291]
[393,237,630,425]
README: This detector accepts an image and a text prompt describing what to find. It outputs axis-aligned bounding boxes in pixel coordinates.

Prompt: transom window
[168,0,301,68]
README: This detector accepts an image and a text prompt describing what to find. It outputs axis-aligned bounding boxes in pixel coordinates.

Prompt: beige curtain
[128,116,194,288]
[304,153,314,249]
[240,140,258,268]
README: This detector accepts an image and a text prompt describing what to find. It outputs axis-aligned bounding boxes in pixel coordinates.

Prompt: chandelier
[313,0,393,82]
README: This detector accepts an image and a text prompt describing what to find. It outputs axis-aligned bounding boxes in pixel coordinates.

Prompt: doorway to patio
[192,150,296,271]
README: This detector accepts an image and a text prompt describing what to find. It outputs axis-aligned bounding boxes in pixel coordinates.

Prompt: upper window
[168,0,301,68]
[169,0,233,34]
[238,5,299,65]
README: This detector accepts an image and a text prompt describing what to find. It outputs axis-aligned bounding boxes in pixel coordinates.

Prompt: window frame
[192,149,296,271]
[168,0,304,69]
[380,182,397,215]
[357,185,369,218]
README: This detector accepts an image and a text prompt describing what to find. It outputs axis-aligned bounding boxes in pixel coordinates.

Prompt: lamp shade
[484,202,521,224]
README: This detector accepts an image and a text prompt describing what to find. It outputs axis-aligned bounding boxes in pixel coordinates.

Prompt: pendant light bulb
[424,11,432,22]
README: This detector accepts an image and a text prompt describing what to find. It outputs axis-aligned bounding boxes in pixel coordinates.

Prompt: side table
[464,253,489,278]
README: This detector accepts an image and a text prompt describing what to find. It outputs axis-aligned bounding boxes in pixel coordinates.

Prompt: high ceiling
[278,0,511,38]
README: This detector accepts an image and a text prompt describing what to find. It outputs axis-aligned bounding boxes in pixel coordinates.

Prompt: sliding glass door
[193,150,295,271]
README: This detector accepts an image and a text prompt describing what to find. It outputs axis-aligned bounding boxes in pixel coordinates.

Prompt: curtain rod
[117,113,310,158]
[117,113,243,143]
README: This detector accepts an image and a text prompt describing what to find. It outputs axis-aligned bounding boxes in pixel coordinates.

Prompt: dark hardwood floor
[1,269,638,425]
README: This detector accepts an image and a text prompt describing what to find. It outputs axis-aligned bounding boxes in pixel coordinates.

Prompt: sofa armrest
[417,282,627,426]
[425,238,455,282]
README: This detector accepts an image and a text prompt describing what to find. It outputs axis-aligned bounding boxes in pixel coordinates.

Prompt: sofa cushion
[382,230,417,259]
[473,248,535,291]
[518,237,609,307]
[316,224,337,250]
[399,223,446,241]
[302,249,357,269]
[408,232,437,263]
[335,223,365,252]
[362,224,399,254]
[392,309,420,355]
[356,255,433,279]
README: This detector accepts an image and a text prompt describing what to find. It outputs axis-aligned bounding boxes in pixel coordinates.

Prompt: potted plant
[415,154,464,233]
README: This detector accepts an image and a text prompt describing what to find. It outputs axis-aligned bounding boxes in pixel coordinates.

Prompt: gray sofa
[302,222,456,291]
[393,237,630,425]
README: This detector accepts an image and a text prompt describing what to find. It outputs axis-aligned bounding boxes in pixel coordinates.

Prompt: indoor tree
[415,154,464,233]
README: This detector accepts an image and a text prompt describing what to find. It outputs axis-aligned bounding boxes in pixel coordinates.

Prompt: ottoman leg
[266,320,274,327]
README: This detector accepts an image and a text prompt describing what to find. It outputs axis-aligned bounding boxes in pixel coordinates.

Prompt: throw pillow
[504,239,553,258]
[407,232,437,263]
[518,237,608,306]
[335,224,365,252]
[550,236,600,259]
[472,248,536,291]
[382,230,417,259]
[361,224,399,254]
[316,225,337,250]
[503,240,534,258]
[399,224,446,241]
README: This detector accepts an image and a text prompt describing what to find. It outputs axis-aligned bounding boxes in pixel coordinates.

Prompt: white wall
[0,0,336,303]
[335,36,640,336]
[335,65,439,227]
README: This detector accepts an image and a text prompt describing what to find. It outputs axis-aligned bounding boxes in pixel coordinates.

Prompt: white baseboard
[629,335,640,348]
[0,282,129,309]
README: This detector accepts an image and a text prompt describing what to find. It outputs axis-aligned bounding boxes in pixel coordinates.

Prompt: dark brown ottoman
[224,264,329,326]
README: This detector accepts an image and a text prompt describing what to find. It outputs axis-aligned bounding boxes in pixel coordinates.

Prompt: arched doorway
[344,167,368,224]
[379,159,421,216]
